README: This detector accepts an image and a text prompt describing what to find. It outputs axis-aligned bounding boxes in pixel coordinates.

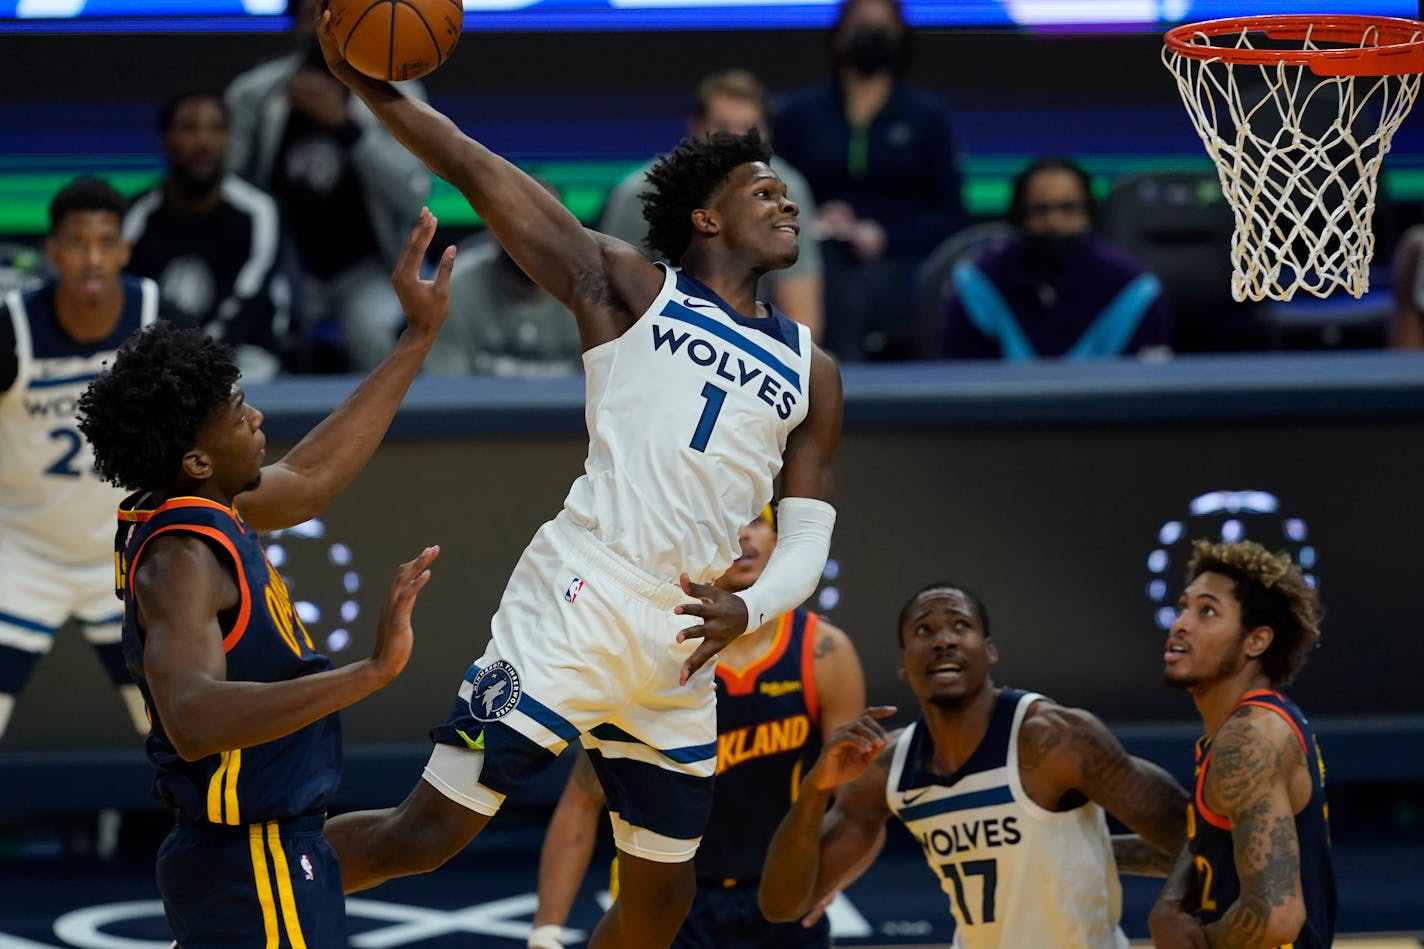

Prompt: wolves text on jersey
[22,390,81,420]
[916,816,1022,859]
[651,323,799,421]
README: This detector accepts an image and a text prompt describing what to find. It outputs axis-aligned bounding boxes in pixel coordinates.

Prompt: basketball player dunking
[312,5,844,949]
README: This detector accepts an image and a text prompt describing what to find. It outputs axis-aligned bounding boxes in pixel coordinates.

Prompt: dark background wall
[6,407,1420,752]
[0,29,1177,106]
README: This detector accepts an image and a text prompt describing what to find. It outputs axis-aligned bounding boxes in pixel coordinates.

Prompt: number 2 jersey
[886,688,1129,949]
[1188,689,1336,948]
[560,265,812,584]
[0,276,157,565]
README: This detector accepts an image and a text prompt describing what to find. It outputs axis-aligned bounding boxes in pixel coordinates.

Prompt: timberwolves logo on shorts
[469,660,522,722]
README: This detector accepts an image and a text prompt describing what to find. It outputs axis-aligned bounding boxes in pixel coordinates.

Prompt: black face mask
[839,27,900,76]
[1024,232,1085,282]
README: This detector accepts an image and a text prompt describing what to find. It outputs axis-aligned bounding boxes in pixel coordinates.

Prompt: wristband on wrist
[527,924,564,949]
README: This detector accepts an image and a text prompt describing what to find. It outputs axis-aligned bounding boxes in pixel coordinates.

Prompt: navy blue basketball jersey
[1188,689,1336,948]
[117,494,341,825]
[699,609,823,886]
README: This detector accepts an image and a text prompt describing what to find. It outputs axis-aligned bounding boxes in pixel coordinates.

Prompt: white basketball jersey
[561,265,812,584]
[886,689,1129,949]
[0,277,158,565]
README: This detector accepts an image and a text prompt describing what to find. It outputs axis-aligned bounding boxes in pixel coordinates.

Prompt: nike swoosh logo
[901,787,931,806]
[681,298,719,310]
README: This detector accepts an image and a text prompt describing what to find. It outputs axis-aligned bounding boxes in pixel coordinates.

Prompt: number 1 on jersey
[689,382,727,453]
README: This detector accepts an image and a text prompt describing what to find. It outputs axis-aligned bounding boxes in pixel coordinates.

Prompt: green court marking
[3,155,1421,236]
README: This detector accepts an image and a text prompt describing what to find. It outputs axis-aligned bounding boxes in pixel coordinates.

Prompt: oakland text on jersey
[717,712,811,773]
[650,302,800,421]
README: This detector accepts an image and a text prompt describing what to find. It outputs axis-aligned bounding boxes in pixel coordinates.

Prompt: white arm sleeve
[734,497,836,633]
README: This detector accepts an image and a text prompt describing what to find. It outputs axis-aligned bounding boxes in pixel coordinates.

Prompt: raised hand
[674,572,752,685]
[392,207,456,338]
[370,545,439,684]
[315,0,348,72]
[809,706,897,791]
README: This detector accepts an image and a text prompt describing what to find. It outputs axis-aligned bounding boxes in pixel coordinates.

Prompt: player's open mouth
[1164,640,1189,663]
[774,224,799,236]
[928,659,964,679]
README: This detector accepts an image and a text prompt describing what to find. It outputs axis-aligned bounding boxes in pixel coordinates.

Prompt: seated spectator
[1391,224,1424,349]
[600,69,824,341]
[125,90,287,383]
[773,0,965,362]
[224,0,430,372]
[939,157,1171,361]
[426,182,581,377]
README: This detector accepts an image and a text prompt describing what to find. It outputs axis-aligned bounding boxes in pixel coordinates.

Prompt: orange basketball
[327,0,462,82]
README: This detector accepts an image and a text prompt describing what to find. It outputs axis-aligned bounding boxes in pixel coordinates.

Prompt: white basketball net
[1164,23,1423,301]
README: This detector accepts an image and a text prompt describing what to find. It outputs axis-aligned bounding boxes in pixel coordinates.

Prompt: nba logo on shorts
[300,854,314,881]
[469,660,522,722]
[564,577,585,604]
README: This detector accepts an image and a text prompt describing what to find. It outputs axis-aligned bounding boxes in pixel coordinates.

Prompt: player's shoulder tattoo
[1207,707,1286,815]
[1018,708,1066,772]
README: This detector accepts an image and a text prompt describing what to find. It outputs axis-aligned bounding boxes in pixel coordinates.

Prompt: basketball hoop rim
[1164,14,1424,76]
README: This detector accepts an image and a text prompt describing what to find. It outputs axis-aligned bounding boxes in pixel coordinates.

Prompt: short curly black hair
[640,128,773,265]
[49,176,127,234]
[77,322,240,493]
[896,582,991,647]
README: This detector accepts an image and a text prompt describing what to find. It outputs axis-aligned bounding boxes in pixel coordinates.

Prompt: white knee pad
[421,743,504,816]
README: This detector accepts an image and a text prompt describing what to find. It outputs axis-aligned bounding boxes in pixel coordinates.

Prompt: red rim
[1164,14,1424,76]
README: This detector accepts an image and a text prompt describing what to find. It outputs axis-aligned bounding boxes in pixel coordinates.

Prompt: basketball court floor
[0,813,1419,948]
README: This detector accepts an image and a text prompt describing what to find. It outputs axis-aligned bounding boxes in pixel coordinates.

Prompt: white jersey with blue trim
[886,689,1129,949]
[561,264,812,585]
[0,277,158,565]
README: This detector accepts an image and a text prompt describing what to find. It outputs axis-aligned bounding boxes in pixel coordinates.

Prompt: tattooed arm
[1112,835,1177,877]
[1199,707,1307,949]
[1017,704,1188,874]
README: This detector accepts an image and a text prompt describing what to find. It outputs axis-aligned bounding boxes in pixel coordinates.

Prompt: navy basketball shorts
[424,513,716,863]
[156,813,346,948]
[672,884,831,949]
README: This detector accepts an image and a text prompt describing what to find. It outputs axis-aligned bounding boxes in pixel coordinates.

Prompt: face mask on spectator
[839,27,900,76]
[1024,232,1085,282]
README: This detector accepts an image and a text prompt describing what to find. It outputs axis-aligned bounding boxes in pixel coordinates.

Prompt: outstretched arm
[531,754,608,946]
[760,708,895,922]
[236,211,453,532]
[315,2,660,348]
[1199,708,1308,949]
[135,538,436,761]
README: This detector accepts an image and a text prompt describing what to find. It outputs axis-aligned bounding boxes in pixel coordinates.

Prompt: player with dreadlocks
[72,211,453,949]
[310,5,843,947]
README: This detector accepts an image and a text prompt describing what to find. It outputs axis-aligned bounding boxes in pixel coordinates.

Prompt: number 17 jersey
[562,265,811,585]
[886,689,1129,949]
